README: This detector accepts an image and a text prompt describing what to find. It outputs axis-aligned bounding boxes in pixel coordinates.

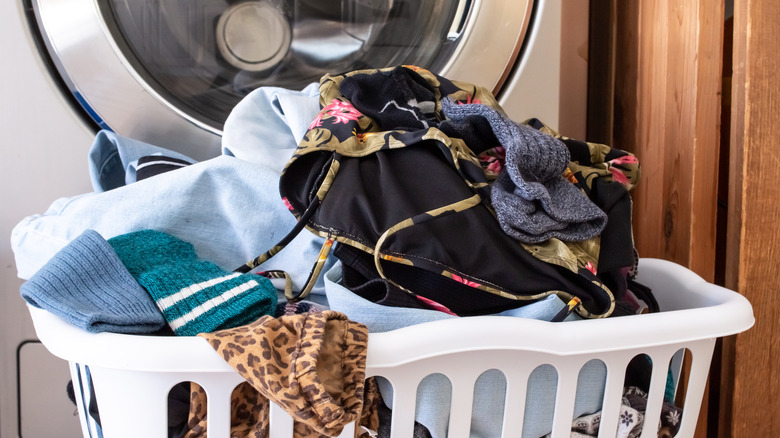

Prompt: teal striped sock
[109,230,277,336]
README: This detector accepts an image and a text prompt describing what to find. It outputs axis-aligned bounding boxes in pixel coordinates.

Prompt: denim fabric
[221,83,320,174]
[324,264,579,332]
[324,264,455,331]
[88,130,197,192]
[12,156,336,298]
[324,265,604,438]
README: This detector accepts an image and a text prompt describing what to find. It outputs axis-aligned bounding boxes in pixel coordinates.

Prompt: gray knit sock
[442,99,607,243]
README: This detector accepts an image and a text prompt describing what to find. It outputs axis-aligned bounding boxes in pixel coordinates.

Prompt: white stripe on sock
[157,272,242,311]
[168,279,259,331]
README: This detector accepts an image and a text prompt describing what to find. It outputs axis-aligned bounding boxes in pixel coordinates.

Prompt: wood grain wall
[612,1,723,279]
[604,0,779,436]
[720,0,780,436]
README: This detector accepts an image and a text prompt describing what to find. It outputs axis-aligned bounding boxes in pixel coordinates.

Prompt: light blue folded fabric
[324,264,455,331]
[88,130,198,192]
[221,83,321,174]
[15,84,332,299]
[324,264,605,438]
[324,264,580,331]
[12,156,336,298]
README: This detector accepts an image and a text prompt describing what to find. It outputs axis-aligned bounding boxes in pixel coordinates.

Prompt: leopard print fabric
[182,311,379,437]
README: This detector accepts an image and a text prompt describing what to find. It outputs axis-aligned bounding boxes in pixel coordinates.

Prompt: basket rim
[27,258,754,372]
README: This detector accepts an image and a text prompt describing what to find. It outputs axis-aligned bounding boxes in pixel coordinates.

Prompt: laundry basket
[28,258,754,438]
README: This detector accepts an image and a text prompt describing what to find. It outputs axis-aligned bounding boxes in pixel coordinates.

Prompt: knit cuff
[142,264,277,335]
[108,229,277,336]
[20,229,165,334]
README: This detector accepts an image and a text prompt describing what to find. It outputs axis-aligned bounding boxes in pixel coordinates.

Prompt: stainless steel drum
[30,0,533,159]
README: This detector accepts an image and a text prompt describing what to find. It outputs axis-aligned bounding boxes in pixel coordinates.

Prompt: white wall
[1,3,94,436]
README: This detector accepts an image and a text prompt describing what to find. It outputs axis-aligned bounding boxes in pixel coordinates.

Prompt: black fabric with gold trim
[238,65,615,318]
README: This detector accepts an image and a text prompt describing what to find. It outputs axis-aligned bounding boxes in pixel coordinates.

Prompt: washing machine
[0,0,589,436]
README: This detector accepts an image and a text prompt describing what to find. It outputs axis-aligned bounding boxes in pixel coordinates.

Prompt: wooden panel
[614,1,723,279]
[612,2,724,437]
[721,0,780,436]
[586,0,616,145]
[688,2,726,279]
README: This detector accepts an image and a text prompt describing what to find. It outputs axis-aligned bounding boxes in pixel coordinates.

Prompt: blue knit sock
[20,229,165,334]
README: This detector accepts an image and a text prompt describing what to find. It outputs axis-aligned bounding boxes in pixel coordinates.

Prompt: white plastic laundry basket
[28,258,754,438]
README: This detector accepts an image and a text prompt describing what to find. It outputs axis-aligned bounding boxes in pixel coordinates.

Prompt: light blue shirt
[15,84,331,296]
[221,83,321,173]
[88,130,198,192]
[12,155,336,298]
[89,83,321,192]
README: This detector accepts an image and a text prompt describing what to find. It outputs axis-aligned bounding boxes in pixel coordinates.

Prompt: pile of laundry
[12,66,680,438]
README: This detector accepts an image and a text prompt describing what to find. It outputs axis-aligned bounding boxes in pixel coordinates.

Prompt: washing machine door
[31,0,533,160]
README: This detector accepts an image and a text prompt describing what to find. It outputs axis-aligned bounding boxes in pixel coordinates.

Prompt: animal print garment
[182,311,379,437]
